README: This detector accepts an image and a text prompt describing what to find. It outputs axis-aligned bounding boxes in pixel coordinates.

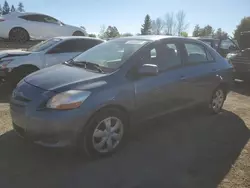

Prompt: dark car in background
[195,37,240,58]
[227,31,250,81]
[10,36,233,158]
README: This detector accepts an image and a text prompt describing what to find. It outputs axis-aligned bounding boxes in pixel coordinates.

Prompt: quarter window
[184,43,213,64]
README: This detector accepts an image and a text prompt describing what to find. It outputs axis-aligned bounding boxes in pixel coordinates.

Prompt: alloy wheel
[92,117,124,153]
[211,89,225,113]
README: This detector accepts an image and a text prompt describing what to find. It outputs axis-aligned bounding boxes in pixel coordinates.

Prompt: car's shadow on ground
[0,82,12,103]
[232,80,250,96]
[0,108,249,188]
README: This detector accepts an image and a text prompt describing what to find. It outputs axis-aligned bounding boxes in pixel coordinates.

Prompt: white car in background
[0,12,87,43]
[0,36,104,85]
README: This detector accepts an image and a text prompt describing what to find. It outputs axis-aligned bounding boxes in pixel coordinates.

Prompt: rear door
[18,14,47,39]
[178,41,220,102]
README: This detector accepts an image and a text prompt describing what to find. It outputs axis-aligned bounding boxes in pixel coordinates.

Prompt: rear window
[184,43,214,64]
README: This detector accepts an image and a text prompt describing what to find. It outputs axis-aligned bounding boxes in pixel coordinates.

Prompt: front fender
[7,54,44,70]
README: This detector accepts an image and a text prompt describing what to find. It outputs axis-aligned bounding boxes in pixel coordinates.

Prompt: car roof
[114,35,188,41]
[112,35,209,45]
[53,36,105,41]
[190,37,219,41]
[3,11,54,18]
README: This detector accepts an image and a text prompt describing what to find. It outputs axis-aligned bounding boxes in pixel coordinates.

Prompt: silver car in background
[0,36,104,85]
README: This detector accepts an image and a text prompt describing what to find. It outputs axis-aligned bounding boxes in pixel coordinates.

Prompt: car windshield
[27,38,62,52]
[73,39,149,71]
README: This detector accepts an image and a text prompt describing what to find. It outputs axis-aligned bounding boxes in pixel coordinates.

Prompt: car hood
[24,64,108,91]
[0,49,31,60]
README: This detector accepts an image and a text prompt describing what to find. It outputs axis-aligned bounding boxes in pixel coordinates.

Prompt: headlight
[46,90,91,110]
[0,59,13,69]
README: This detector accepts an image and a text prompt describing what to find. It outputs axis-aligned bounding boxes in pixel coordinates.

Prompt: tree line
[93,12,250,43]
[0,2,248,42]
[0,1,24,15]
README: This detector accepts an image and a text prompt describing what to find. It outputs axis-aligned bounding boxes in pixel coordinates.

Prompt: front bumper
[10,80,93,148]
[11,106,92,148]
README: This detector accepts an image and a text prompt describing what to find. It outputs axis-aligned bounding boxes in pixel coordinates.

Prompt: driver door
[132,40,193,120]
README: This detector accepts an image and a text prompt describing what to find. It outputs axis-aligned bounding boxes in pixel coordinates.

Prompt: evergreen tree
[17,2,24,12]
[2,1,10,15]
[11,5,15,12]
[0,5,2,15]
[141,14,152,35]
[192,24,200,37]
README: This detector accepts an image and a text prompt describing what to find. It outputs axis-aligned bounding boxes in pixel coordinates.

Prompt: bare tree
[98,24,107,39]
[175,10,189,36]
[152,17,165,35]
[164,12,176,35]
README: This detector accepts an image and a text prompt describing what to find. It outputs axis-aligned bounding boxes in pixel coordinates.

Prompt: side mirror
[138,64,158,76]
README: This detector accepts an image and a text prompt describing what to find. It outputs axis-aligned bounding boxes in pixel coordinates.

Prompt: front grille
[13,123,25,138]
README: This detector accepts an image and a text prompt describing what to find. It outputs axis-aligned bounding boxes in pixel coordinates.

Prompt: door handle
[212,68,218,72]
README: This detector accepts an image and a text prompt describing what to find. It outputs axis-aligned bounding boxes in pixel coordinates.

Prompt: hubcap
[212,89,224,111]
[92,117,124,153]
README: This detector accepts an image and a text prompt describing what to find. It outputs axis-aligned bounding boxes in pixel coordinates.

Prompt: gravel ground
[0,82,249,188]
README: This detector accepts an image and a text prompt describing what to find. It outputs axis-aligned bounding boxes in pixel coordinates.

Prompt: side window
[156,43,182,71]
[150,49,156,58]
[49,40,78,53]
[19,14,44,22]
[49,39,102,54]
[184,43,212,64]
[43,16,60,25]
[78,40,103,51]
[220,39,237,50]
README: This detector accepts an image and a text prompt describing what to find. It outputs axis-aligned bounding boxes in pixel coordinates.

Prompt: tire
[10,66,38,87]
[9,28,29,43]
[78,108,128,158]
[208,87,226,114]
[72,31,85,36]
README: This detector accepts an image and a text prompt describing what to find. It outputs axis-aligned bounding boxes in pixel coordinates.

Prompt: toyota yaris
[10,36,234,157]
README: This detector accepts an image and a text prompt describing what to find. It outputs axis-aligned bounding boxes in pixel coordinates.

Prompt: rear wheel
[208,87,226,114]
[78,108,128,158]
[72,31,85,36]
[9,28,29,43]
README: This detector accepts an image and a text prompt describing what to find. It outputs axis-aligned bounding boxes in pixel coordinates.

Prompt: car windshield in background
[27,38,62,52]
[73,39,149,71]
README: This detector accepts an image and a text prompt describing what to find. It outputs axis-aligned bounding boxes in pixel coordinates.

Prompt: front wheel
[209,87,226,114]
[79,108,128,158]
[9,28,29,43]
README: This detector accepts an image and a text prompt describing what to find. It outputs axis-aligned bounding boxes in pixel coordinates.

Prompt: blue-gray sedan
[10,35,234,157]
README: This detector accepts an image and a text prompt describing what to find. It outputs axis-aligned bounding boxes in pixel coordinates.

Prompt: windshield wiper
[72,61,104,73]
